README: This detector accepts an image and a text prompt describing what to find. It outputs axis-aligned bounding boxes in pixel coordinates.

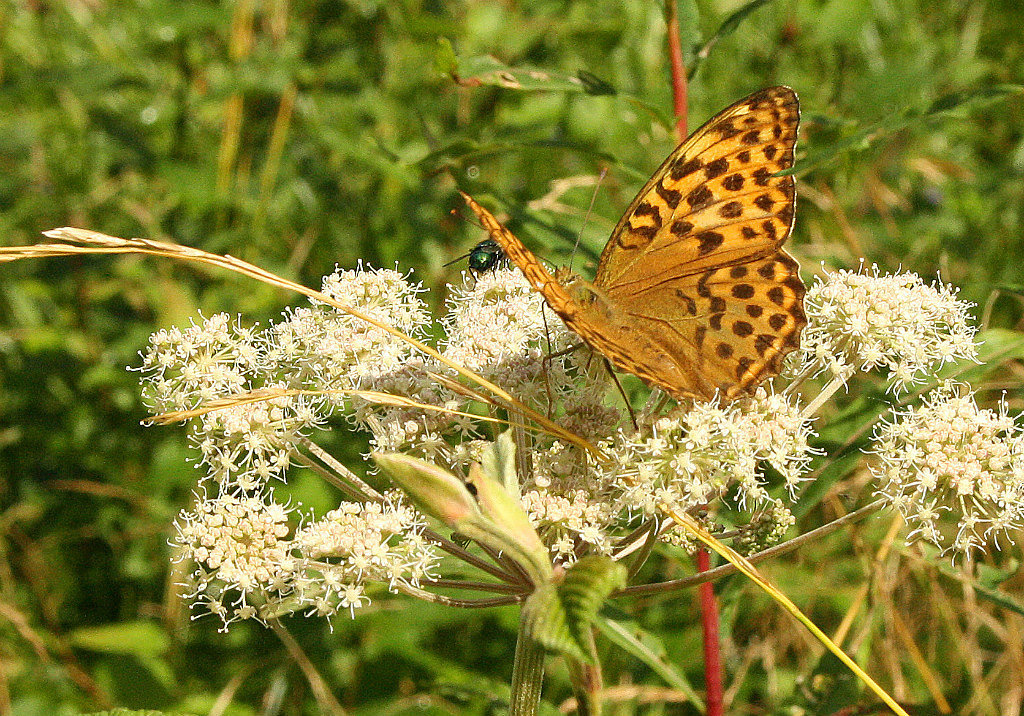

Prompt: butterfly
[460,86,806,402]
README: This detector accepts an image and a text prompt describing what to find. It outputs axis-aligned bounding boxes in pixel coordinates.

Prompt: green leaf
[434,37,459,77]
[480,430,518,495]
[521,582,584,661]
[372,452,482,528]
[447,53,671,128]
[689,0,777,80]
[377,444,552,585]
[521,556,627,663]
[453,55,608,94]
[596,611,702,706]
[976,328,1024,363]
[994,283,1024,296]
[84,711,184,716]
[69,621,169,657]
[466,456,552,585]
[575,70,616,96]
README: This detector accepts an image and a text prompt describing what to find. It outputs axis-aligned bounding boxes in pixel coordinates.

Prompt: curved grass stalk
[3,227,600,458]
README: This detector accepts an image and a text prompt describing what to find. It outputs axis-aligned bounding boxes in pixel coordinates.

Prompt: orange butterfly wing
[459,86,806,401]
[593,86,805,399]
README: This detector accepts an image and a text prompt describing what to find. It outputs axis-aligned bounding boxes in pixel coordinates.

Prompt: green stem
[509,610,546,716]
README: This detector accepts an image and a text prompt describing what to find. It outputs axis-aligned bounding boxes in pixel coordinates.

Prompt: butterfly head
[554,267,615,319]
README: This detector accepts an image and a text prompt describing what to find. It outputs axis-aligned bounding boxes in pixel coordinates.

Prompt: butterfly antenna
[444,207,487,268]
[443,250,472,268]
[568,167,609,274]
[450,207,485,231]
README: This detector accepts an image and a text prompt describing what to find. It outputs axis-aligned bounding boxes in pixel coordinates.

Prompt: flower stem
[801,374,848,419]
[664,0,689,139]
[697,549,724,716]
[509,610,546,716]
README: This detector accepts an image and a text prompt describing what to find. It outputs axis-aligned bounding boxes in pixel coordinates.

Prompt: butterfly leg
[603,359,638,430]
[540,307,587,418]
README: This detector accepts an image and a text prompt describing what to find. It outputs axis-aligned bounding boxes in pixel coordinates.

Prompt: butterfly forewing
[596,86,799,292]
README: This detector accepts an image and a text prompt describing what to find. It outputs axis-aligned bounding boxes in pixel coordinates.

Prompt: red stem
[665,3,724,712]
[664,0,689,140]
[697,549,724,716]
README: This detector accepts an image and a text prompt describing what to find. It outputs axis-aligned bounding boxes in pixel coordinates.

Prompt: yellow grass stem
[1,227,599,457]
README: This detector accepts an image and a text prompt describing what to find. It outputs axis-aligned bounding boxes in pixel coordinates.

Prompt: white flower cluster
[174,492,439,627]
[870,382,1024,557]
[148,255,1011,626]
[139,268,452,489]
[801,266,977,392]
[441,268,593,410]
[521,488,617,562]
[174,494,297,626]
[140,314,318,486]
[269,266,431,394]
[442,268,550,374]
[141,312,261,412]
[296,493,436,588]
[606,387,814,517]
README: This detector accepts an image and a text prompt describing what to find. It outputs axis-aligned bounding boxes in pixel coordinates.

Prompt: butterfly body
[461,86,806,402]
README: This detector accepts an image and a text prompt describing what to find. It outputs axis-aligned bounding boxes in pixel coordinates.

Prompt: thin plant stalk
[567,628,603,716]
[509,611,545,716]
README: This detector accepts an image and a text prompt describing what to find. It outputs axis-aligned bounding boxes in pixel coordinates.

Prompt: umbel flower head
[800,265,977,392]
[144,259,1008,626]
[596,386,813,553]
[870,382,1024,557]
[174,491,438,627]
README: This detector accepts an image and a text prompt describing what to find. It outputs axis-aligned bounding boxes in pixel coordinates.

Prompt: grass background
[2,0,1023,714]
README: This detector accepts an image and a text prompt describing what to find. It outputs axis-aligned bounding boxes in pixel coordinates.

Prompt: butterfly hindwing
[619,250,806,398]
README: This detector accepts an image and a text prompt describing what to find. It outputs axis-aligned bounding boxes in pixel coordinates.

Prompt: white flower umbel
[174,492,440,627]
[140,312,261,413]
[800,266,977,401]
[441,268,597,410]
[268,267,464,462]
[521,487,618,562]
[174,494,297,628]
[269,266,432,396]
[294,492,439,617]
[608,387,815,516]
[150,251,1008,632]
[140,314,320,489]
[870,382,1024,558]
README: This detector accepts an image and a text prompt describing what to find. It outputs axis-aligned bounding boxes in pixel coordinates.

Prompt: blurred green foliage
[2,0,1023,714]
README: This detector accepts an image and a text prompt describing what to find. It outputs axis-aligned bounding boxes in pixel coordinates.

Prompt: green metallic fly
[447,239,507,275]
